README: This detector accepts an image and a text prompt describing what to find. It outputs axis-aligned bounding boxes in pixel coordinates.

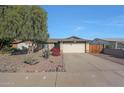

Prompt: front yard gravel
[0,51,65,72]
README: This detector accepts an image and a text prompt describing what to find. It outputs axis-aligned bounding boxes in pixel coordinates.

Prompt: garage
[47,36,89,53]
[62,43,86,53]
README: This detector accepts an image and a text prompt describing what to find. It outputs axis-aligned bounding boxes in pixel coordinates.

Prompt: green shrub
[106,44,113,49]
[0,46,15,54]
[42,50,50,59]
[24,57,39,65]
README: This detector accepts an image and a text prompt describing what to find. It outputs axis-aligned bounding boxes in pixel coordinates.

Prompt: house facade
[47,36,90,53]
[12,40,33,50]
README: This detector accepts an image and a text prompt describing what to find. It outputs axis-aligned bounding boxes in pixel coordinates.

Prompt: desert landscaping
[0,51,65,73]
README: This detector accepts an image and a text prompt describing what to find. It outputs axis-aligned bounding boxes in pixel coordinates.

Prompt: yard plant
[0,5,49,52]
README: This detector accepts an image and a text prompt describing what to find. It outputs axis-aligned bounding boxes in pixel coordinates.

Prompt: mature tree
[0,5,48,50]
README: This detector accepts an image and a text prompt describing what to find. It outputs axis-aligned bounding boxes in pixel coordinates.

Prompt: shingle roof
[103,38,124,42]
[12,39,22,44]
[12,39,32,44]
[66,36,82,39]
[12,36,89,44]
[90,38,110,45]
[91,38,124,44]
[47,39,62,43]
[47,36,89,43]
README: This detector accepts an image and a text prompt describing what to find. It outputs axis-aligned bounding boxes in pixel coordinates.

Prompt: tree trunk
[27,42,36,54]
[0,42,3,50]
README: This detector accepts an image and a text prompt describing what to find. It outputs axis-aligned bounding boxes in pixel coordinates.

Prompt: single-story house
[12,36,90,53]
[103,38,124,49]
[47,36,90,53]
[12,40,33,50]
[91,38,124,50]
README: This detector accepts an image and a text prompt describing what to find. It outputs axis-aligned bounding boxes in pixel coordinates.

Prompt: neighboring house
[12,40,32,50]
[103,38,124,49]
[90,38,110,45]
[12,36,90,53]
[91,38,124,49]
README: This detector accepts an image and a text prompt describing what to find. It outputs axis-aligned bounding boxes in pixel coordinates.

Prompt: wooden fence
[89,44,103,54]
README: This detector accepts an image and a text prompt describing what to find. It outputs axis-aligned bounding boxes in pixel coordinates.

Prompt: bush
[11,48,28,55]
[42,49,50,59]
[24,57,39,65]
[51,47,60,56]
[0,46,14,54]
[106,45,113,49]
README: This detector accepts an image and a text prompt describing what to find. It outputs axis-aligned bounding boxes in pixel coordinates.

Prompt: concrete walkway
[1,53,124,87]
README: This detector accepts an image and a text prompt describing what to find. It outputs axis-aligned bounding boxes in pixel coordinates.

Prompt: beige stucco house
[12,40,33,50]
[47,36,90,53]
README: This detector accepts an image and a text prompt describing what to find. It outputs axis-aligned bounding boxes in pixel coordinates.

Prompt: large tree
[0,5,48,49]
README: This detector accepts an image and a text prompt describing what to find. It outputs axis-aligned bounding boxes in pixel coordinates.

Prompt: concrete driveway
[64,53,124,72]
[56,53,124,87]
[1,53,124,87]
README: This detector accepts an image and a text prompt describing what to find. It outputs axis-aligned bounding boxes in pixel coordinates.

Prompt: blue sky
[42,5,124,39]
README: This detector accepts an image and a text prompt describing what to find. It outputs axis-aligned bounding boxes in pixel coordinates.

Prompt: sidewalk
[0,72,56,87]
[1,71,124,87]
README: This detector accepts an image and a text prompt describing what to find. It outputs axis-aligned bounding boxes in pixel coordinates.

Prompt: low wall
[103,48,124,58]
